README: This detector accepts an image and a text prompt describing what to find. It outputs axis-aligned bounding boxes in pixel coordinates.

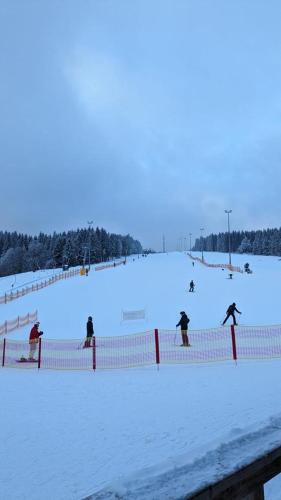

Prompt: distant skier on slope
[176,311,190,347]
[222,303,241,326]
[84,316,94,348]
[189,280,195,292]
[28,321,43,360]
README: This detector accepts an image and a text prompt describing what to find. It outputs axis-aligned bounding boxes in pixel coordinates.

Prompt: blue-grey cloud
[1,0,281,250]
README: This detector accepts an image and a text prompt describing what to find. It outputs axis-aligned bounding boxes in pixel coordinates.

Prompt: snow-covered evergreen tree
[237,237,252,253]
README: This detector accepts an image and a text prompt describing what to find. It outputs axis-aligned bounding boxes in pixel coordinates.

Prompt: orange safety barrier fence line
[1,324,281,371]
[0,311,38,336]
[0,269,80,305]
[186,252,243,273]
[95,260,126,271]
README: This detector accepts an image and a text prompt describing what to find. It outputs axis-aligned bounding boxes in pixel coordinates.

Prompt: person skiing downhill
[84,316,94,348]
[176,311,190,346]
[28,321,43,360]
[222,303,241,326]
[189,280,195,292]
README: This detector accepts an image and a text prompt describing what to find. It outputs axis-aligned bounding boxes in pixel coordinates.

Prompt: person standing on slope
[189,280,195,292]
[222,303,241,326]
[28,321,43,360]
[176,311,190,347]
[84,316,94,348]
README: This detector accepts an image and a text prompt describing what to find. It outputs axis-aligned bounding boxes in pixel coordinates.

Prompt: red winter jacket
[29,325,40,344]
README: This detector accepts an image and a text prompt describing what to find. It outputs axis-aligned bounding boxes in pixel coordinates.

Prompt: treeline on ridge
[0,227,142,276]
[193,228,281,256]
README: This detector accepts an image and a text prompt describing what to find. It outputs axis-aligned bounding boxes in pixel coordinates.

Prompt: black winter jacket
[176,313,190,330]
[227,304,241,315]
[87,319,94,337]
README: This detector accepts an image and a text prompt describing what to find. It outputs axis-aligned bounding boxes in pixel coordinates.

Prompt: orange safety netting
[158,328,232,364]
[187,252,243,273]
[235,325,281,360]
[0,311,38,335]
[0,269,80,305]
[1,324,281,371]
[95,260,126,271]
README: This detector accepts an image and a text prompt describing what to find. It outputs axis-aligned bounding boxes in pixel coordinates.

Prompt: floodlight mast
[87,220,93,269]
[224,210,232,266]
[200,228,204,261]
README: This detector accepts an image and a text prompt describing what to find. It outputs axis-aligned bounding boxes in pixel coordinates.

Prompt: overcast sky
[1,0,281,250]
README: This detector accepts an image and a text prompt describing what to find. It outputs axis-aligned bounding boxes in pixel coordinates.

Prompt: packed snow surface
[1,252,281,499]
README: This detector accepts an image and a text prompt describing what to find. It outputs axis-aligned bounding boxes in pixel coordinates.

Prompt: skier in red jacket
[28,322,43,360]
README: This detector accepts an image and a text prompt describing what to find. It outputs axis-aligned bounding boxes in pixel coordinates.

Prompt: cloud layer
[1,0,281,249]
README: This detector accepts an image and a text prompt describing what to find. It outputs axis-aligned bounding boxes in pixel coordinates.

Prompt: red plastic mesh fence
[235,325,281,360]
[41,339,94,370]
[4,339,38,369]
[158,328,233,364]
[41,331,156,370]
[2,325,281,370]
[94,331,156,369]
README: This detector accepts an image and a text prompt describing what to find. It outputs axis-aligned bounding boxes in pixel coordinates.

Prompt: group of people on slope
[26,303,242,358]
[175,303,242,348]
[26,316,95,359]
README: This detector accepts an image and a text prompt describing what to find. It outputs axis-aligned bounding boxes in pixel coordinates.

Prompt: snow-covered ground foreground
[1,360,281,499]
[1,252,281,499]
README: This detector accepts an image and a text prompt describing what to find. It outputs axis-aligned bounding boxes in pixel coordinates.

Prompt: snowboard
[17,357,38,363]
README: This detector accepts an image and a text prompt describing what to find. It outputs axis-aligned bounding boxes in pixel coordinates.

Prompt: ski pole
[174,327,178,346]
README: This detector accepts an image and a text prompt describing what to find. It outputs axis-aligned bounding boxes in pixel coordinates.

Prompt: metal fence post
[92,336,96,371]
[2,338,6,367]
[230,324,237,361]
[38,338,42,369]
[154,329,160,365]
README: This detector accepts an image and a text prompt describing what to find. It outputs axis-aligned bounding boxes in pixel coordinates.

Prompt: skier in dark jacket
[222,303,241,326]
[176,311,190,346]
[189,280,195,292]
[84,316,94,348]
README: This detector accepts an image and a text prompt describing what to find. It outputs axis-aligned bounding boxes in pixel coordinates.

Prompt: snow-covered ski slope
[1,252,281,500]
[2,251,281,340]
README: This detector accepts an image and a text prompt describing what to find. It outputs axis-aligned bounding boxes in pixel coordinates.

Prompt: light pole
[200,228,204,261]
[225,210,232,265]
[189,233,192,254]
[184,237,187,252]
[162,234,166,253]
[87,220,93,270]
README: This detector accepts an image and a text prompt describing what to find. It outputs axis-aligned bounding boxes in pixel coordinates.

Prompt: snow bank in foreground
[92,415,281,499]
